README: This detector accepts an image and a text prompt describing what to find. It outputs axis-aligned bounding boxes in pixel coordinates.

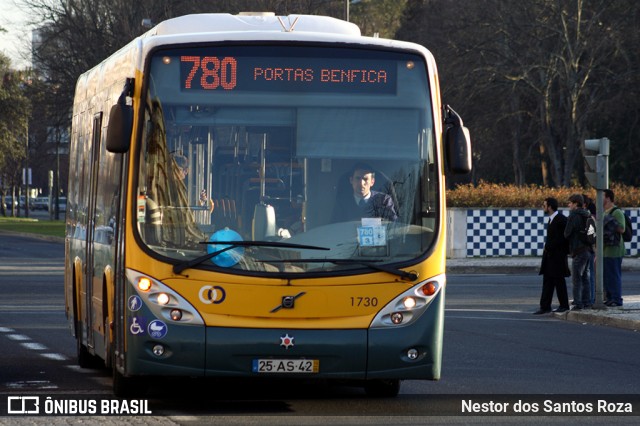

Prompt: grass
[0,216,65,238]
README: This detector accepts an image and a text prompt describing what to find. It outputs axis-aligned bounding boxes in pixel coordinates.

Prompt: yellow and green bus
[65,12,471,397]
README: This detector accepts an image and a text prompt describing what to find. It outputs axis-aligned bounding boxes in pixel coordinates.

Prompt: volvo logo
[198,285,226,304]
[270,292,306,313]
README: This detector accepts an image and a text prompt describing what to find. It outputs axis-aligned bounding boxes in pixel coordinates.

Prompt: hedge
[446,182,640,208]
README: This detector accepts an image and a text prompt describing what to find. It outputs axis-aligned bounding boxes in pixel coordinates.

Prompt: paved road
[1,233,640,424]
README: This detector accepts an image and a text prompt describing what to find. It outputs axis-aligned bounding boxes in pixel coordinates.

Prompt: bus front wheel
[364,379,401,397]
[76,330,100,369]
[76,337,94,368]
[113,367,147,397]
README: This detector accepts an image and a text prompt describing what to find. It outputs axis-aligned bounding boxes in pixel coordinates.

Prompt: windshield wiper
[265,258,418,281]
[173,241,329,275]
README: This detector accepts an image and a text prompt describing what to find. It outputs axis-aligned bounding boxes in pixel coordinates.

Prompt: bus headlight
[370,274,444,328]
[126,269,204,325]
[156,293,170,305]
[403,297,416,309]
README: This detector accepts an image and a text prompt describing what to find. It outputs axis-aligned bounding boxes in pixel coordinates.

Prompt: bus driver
[331,163,398,223]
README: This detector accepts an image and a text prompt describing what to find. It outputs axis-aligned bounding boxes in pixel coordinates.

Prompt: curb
[557,309,640,332]
[447,258,640,274]
[562,311,640,331]
[447,265,540,274]
[0,230,65,244]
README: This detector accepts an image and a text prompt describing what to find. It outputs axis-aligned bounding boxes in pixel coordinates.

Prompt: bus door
[83,112,103,349]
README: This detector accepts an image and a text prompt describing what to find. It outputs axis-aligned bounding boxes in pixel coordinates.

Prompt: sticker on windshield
[137,195,146,223]
[358,225,386,247]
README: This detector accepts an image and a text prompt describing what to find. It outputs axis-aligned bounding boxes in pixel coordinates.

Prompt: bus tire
[113,368,147,398]
[103,314,111,369]
[76,335,95,369]
[364,379,401,397]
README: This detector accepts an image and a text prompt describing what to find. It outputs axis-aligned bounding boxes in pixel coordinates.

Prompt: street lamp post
[55,127,60,221]
[24,119,29,219]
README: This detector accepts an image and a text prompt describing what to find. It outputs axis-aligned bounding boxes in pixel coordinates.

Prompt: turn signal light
[138,277,152,292]
[420,282,437,296]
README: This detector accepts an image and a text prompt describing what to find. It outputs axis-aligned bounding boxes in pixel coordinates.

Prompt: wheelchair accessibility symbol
[129,317,145,335]
[148,320,168,339]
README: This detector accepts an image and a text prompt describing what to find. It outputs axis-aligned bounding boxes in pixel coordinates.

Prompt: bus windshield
[136,44,439,276]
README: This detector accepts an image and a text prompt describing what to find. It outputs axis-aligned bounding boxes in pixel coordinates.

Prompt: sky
[0,0,33,69]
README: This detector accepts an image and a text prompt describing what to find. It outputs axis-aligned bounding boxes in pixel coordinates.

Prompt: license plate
[252,359,319,374]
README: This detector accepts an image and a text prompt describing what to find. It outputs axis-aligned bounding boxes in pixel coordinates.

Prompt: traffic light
[583,138,609,189]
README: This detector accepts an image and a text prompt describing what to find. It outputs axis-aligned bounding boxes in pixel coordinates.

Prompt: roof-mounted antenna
[277,16,300,32]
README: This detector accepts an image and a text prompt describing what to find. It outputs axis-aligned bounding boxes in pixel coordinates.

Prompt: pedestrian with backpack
[583,193,597,305]
[603,189,625,307]
[564,194,595,310]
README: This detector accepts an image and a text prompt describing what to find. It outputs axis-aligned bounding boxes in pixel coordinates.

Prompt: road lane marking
[41,353,68,361]
[447,315,552,322]
[6,334,30,341]
[446,308,523,313]
[6,380,58,390]
[0,327,15,332]
[0,305,63,312]
[2,330,70,364]
[66,365,95,373]
[21,342,47,350]
[1,325,68,329]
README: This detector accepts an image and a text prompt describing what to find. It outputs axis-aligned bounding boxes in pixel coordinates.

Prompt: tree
[0,65,30,215]
[350,0,407,38]
[397,0,640,188]
[23,0,640,189]
[21,0,194,195]
[517,0,635,187]
[0,54,32,216]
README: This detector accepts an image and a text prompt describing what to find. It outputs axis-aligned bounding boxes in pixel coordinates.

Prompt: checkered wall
[466,208,640,257]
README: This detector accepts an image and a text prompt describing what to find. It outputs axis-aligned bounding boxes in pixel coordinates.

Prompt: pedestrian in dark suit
[534,197,571,314]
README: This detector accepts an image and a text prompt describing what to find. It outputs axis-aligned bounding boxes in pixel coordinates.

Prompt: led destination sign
[178,53,399,94]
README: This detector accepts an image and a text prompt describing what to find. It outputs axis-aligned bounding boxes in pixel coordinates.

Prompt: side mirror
[106,79,134,153]
[444,105,472,174]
